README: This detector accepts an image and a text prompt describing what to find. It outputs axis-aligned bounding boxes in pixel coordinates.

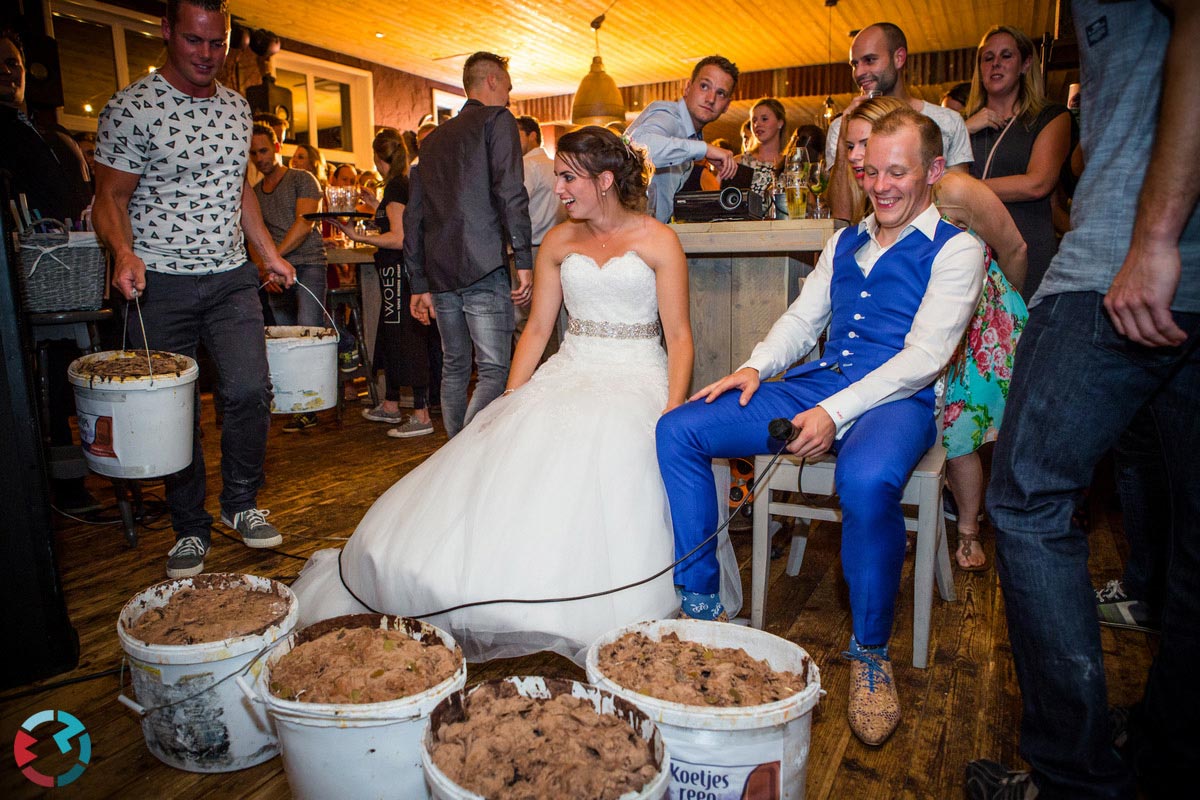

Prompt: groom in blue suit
[657,108,983,746]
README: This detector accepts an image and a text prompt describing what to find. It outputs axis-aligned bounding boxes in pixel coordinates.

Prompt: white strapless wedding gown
[292,251,741,663]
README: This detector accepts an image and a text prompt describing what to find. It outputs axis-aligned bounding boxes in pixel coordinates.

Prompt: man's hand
[264,254,296,289]
[786,407,836,458]
[689,367,760,406]
[1104,238,1187,347]
[411,292,435,325]
[112,252,148,300]
[704,144,739,180]
[511,269,532,307]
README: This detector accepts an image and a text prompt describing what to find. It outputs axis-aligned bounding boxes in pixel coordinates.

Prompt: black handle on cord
[768,417,798,443]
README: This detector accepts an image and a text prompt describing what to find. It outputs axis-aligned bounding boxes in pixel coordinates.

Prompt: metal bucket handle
[260,277,341,344]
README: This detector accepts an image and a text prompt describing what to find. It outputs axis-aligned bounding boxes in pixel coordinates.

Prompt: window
[272,51,374,170]
[50,2,163,130]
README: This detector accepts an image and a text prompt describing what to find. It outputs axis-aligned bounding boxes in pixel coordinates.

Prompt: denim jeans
[131,263,273,541]
[431,267,514,437]
[267,262,327,328]
[1111,406,1169,610]
[987,291,1200,798]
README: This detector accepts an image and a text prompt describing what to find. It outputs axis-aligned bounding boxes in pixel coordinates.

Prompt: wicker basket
[17,220,107,312]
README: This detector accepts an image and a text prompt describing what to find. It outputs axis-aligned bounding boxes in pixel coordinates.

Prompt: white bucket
[249,614,467,800]
[68,350,198,478]
[116,573,298,772]
[421,676,670,800]
[265,326,337,413]
[586,620,822,800]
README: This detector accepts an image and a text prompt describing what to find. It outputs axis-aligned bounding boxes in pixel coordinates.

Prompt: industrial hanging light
[820,1,838,128]
[571,14,626,127]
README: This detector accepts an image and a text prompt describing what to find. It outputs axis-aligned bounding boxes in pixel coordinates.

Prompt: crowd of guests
[6,1,1196,797]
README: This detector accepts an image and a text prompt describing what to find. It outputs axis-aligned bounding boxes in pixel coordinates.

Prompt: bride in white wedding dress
[292,126,741,663]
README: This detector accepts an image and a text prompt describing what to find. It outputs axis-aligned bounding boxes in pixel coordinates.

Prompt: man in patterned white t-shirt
[92,0,296,579]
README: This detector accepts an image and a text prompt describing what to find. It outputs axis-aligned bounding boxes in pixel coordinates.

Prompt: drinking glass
[808,160,829,219]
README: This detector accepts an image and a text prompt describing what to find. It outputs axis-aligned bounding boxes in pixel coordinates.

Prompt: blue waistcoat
[786,219,963,411]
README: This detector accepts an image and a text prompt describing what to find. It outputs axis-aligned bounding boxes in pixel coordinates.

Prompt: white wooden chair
[748,434,955,669]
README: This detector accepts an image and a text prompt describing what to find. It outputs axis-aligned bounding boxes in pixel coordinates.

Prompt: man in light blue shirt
[626,55,740,222]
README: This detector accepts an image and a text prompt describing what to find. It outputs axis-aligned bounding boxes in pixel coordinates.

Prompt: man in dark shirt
[404,51,532,437]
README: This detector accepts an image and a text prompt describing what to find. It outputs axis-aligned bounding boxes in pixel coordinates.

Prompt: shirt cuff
[817,387,867,438]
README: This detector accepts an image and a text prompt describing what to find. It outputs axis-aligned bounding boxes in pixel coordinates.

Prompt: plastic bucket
[586,620,822,800]
[249,614,467,800]
[67,350,199,478]
[265,326,337,413]
[422,676,670,800]
[116,573,298,772]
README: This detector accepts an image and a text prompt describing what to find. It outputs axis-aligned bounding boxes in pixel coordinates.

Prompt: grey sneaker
[965,760,1037,799]
[362,404,405,423]
[387,417,434,438]
[166,535,208,578]
[221,508,283,548]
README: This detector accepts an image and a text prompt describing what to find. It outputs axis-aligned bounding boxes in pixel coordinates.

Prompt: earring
[602,190,607,197]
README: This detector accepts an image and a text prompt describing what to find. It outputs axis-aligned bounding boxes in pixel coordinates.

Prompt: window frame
[273,50,374,171]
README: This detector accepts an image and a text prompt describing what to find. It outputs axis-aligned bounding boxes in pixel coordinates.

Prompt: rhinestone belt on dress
[567,317,662,339]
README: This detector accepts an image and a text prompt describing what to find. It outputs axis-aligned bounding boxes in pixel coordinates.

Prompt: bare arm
[242,179,295,287]
[506,233,566,392]
[827,131,859,223]
[645,223,694,412]
[983,112,1071,202]
[1105,0,1199,347]
[340,201,405,250]
[275,196,320,257]
[92,163,145,300]
[936,172,1029,292]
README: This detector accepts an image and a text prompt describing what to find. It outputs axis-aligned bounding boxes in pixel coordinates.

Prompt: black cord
[0,667,122,703]
[336,442,793,619]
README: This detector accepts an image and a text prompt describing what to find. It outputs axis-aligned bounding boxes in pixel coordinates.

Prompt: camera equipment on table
[673,186,769,223]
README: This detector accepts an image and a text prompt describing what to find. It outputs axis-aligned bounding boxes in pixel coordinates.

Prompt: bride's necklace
[588,220,626,249]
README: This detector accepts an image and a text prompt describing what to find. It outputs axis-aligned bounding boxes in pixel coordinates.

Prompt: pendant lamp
[820,1,838,128]
[571,14,626,127]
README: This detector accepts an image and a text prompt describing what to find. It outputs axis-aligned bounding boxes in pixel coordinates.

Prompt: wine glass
[807,159,829,219]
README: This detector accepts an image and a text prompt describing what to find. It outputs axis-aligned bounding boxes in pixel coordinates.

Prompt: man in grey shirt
[970,1,1200,796]
[405,52,532,437]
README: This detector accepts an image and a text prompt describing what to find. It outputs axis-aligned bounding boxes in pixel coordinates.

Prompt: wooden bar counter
[672,218,842,391]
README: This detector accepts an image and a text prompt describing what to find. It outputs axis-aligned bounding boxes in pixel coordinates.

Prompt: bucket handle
[260,277,341,344]
[236,674,264,704]
[117,693,147,716]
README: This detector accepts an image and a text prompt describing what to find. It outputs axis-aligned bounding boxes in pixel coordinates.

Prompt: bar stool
[327,285,379,421]
[29,308,140,546]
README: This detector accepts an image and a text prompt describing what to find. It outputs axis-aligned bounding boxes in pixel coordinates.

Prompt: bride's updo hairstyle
[555,125,652,213]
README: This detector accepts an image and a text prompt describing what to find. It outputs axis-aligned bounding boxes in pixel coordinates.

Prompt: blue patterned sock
[680,590,725,621]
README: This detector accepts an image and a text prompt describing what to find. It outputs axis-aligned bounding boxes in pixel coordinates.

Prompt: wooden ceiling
[229,0,1061,100]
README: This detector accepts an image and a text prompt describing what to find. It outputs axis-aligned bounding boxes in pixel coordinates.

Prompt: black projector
[672,187,769,223]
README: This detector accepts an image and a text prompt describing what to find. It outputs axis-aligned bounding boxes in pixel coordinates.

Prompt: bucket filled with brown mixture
[68,349,198,478]
[253,613,466,800]
[116,573,298,772]
[586,620,822,800]
[422,676,670,799]
[264,326,338,413]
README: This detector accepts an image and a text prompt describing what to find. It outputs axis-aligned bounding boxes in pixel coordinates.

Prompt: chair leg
[751,473,771,630]
[784,529,809,576]
[934,499,956,602]
[350,302,379,408]
[912,475,939,669]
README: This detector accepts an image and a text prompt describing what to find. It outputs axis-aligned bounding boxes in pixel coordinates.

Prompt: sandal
[955,530,989,572]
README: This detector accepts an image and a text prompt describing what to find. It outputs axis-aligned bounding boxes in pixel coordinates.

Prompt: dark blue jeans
[131,263,273,541]
[987,291,1200,798]
[431,267,514,437]
[1112,405,1169,610]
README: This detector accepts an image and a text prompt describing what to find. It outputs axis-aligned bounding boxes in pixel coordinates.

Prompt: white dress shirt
[523,146,565,246]
[626,98,710,222]
[741,203,984,436]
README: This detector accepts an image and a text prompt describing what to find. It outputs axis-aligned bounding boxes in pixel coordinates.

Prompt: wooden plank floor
[1,395,1154,799]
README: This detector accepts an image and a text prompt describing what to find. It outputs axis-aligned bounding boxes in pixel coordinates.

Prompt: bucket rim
[420,676,670,800]
[264,325,338,344]
[259,614,467,719]
[117,573,297,663]
[584,619,822,730]
[68,350,199,390]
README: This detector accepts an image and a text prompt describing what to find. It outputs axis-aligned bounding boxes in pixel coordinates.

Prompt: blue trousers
[988,291,1200,798]
[656,367,935,645]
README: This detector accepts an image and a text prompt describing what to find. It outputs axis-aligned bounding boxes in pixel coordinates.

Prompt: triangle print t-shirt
[95,72,252,275]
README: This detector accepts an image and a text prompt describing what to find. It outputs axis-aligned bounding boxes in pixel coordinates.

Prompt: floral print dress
[942,238,1028,459]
